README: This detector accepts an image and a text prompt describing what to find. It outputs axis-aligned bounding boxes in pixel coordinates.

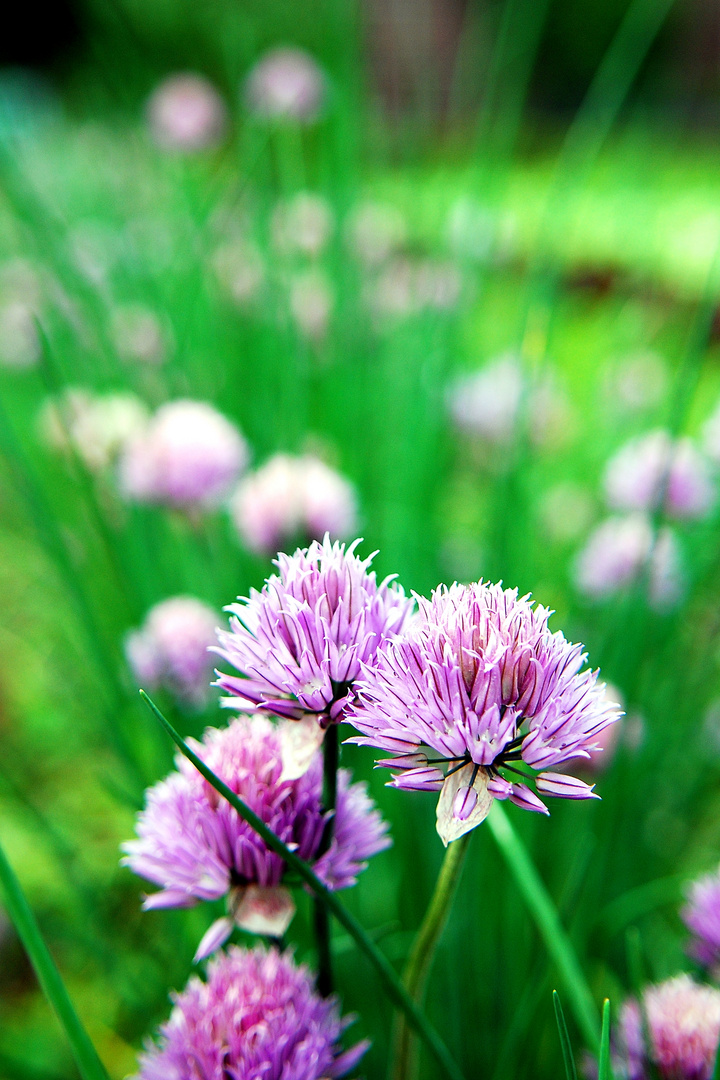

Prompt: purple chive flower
[618,975,720,1080]
[122,714,390,960]
[231,454,357,556]
[347,582,620,845]
[125,596,219,708]
[146,73,228,152]
[682,866,720,975]
[604,429,715,521]
[215,536,413,726]
[134,945,369,1080]
[244,47,326,124]
[574,514,684,610]
[119,400,249,510]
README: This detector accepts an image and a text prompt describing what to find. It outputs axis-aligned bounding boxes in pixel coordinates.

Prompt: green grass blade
[0,837,110,1080]
[487,804,600,1050]
[553,991,579,1080]
[598,999,613,1080]
[140,690,466,1080]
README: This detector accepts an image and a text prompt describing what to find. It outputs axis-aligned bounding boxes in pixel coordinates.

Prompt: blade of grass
[598,999,613,1080]
[140,690,466,1080]
[553,991,579,1080]
[487,804,599,1051]
[0,836,110,1080]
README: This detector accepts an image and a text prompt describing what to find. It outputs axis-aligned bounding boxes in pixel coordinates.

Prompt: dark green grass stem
[598,1000,613,1080]
[315,723,339,996]
[487,804,600,1052]
[0,837,110,1080]
[141,691,466,1080]
[391,831,472,1080]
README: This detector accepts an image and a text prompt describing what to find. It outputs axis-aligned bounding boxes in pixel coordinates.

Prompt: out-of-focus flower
[605,351,668,414]
[231,453,357,555]
[122,714,389,958]
[538,484,595,544]
[365,257,463,321]
[289,269,334,342]
[211,240,265,308]
[446,353,568,449]
[134,945,369,1080]
[617,975,720,1080]
[271,193,334,258]
[682,866,720,975]
[147,73,228,152]
[573,515,684,610]
[345,202,406,267]
[244,47,326,124]
[604,430,715,520]
[347,582,620,845]
[40,389,149,472]
[119,400,249,509]
[125,596,218,708]
[215,537,413,726]
[111,304,168,365]
[0,299,41,368]
[446,198,495,263]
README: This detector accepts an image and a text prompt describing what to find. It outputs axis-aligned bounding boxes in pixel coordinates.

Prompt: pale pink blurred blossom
[604,430,715,520]
[119,400,249,509]
[125,596,218,707]
[574,514,684,610]
[40,389,150,472]
[244,48,326,124]
[231,453,357,555]
[147,73,228,152]
[271,193,334,258]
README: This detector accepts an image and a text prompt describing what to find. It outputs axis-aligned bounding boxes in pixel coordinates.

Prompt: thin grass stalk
[141,691,467,1080]
[0,836,110,1080]
[553,991,579,1080]
[487,804,600,1051]
[390,831,472,1080]
[315,722,340,995]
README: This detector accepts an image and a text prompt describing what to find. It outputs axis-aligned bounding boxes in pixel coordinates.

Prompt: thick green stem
[390,831,472,1080]
[315,723,339,995]
[487,804,600,1051]
[142,692,466,1080]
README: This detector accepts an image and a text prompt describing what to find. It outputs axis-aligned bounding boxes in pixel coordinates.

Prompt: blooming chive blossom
[122,714,390,958]
[146,73,227,152]
[231,454,358,555]
[347,582,620,845]
[618,975,720,1080]
[244,48,326,124]
[119,400,249,509]
[215,536,413,726]
[682,866,720,974]
[604,429,715,520]
[134,945,369,1080]
[125,596,219,708]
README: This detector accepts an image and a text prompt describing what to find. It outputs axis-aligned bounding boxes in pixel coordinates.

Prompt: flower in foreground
[122,714,390,959]
[682,865,720,976]
[119,399,249,509]
[231,453,357,555]
[618,975,720,1080]
[134,945,368,1080]
[125,596,219,708]
[347,582,620,845]
[215,536,413,727]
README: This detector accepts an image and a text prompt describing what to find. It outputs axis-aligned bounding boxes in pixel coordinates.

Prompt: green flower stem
[487,804,600,1051]
[315,723,340,996]
[142,692,466,1080]
[391,831,472,1080]
[0,837,109,1080]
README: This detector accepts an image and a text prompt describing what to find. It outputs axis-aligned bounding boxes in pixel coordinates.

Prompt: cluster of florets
[348,581,619,844]
[682,864,720,975]
[125,596,219,708]
[134,946,368,1080]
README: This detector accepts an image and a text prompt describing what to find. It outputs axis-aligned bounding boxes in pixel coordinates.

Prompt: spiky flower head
[231,454,357,556]
[618,975,720,1080]
[122,714,390,959]
[125,596,219,708]
[682,866,720,975]
[215,536,413,726]
[347,581,620,845]
[604,429,715,521]
[134,945,369,1080]
[119,400,249,509]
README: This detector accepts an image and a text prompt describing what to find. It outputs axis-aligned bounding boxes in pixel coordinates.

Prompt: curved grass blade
[553,991,579,1080]
[487,804,599,1050]
[140,690,466,1080]
[0,837,109,1080]
[598,999,613,1080]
